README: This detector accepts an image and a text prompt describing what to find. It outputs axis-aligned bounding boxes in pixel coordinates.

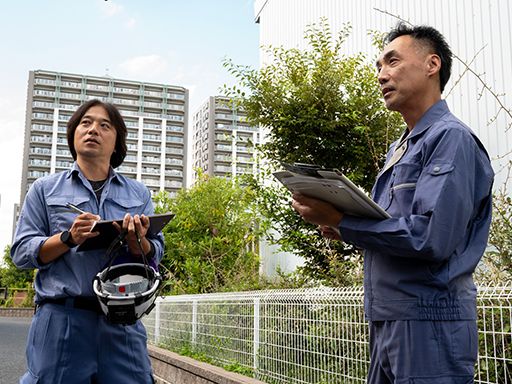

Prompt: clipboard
[273,163,390,220]
[76,212,174,252]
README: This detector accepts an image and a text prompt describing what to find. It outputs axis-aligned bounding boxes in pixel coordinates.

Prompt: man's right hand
[318,225,342,241]
[68,212,101,245]
[37,212,101,265]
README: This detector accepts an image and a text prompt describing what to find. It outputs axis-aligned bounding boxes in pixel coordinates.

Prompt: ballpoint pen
[66,202,87,215]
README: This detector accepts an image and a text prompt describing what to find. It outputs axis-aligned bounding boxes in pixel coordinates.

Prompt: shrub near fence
[143,284,512,384]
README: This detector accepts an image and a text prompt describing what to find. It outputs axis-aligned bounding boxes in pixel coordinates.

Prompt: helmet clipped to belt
[93,229,162,325]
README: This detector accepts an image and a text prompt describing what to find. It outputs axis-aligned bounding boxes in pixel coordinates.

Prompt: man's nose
[377,68,388,84]
[87,121,100,133]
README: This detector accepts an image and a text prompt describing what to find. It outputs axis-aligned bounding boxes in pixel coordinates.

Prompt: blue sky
[0,0,260,252]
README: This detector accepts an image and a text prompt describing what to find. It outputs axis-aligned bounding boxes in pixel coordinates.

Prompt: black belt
[38,297,103,314]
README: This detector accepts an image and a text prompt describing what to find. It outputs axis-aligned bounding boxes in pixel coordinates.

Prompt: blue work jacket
[11,162,164,303]
[339,100,494,321]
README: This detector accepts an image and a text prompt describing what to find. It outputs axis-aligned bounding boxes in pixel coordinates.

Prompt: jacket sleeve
[10,180,52,270]
[339,127,492,263]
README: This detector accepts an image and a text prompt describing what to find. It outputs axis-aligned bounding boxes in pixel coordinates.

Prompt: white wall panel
[256,0,512,187]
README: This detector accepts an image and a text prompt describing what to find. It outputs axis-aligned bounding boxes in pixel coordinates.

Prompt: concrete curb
[0,308,34,318]
[148,344,266,384]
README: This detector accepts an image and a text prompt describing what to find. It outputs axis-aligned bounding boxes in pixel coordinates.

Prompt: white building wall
[255,0,512,276]
[255,0,512,186]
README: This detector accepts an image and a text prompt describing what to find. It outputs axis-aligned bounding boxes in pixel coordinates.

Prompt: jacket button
[433,166,441,173]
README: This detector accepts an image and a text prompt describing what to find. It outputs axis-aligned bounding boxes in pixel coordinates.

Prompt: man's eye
[101,123,111,129]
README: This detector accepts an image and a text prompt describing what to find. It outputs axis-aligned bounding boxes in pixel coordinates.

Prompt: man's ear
[426,54,441,77]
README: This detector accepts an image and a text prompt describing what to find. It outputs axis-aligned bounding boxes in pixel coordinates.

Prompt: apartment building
[191,96,259,182]
[20,69,188,204]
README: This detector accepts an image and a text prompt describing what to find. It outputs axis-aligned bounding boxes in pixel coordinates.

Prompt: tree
[153,171,264,294]
[223,20,403,285]
[0,245,33,289]
[477,170,512,283]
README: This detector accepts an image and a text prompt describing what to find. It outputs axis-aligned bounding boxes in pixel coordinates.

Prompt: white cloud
[0,96,25,250]
[125,17,136,29]
[101,0,124,17]
[118,54,168,79]
[98,0,136,29]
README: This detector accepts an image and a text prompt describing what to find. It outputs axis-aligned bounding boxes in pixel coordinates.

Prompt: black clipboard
[274,163,390,220]
[76,213,174,252]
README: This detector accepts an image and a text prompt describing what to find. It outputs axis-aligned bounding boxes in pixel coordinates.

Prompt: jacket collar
[67,162,121,186]
[407,99,450,141]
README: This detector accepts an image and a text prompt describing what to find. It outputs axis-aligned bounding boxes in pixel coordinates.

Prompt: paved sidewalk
[0,316,31,384]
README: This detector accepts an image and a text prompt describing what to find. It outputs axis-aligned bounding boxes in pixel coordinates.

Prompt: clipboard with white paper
[273,164,390,220]
[76,212,174,252]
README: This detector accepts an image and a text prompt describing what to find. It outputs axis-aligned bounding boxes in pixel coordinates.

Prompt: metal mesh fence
[143,283,512,383]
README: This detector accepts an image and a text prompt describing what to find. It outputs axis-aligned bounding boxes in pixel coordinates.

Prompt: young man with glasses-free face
[12,99,163,383]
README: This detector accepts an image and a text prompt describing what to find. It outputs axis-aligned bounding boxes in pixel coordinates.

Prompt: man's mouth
[84,138,99,145]
[381,87,394,98]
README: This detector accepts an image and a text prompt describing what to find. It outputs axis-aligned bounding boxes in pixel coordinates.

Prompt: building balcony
[143,134,161,142]
[165,158,183,166]
[142,145,161,153]
[34,78,56,86]
[31,124,53,133]
[142,155,161,163]
[30,147,52,156]
[117,165,137,174]
[142,178,161,187]
[28,170,50,179]
[165,169,183,177]
[30,135,52,144]
[167,93,185,100]
[166,125,184,133]
[166,147,183,155]
[215,145,232,153]
[29,159,51,167]
[141,167,160,175]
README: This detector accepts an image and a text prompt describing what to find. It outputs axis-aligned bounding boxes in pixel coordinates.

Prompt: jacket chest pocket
[103,196,145,219]
[388,162,422,217]
[46,196,91,233]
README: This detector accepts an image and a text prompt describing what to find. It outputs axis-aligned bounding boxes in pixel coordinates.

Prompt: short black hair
[385,23,453,93]
[67,99,127,168]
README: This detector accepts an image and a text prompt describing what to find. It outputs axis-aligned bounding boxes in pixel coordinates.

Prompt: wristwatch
[60,230,77,248]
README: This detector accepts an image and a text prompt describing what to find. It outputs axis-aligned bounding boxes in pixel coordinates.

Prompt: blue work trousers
[368,320,477,384]
[20,302,154,383]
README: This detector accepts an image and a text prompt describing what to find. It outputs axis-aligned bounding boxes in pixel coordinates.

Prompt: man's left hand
[113,213,151,255]
[291,193,344,228]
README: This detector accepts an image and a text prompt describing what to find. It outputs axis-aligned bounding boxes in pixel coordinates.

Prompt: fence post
[192,299,198,346]
[253,297,260,372]
[154,300,161,344]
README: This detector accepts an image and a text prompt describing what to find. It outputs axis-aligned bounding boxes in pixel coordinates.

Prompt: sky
[0,0,260,253]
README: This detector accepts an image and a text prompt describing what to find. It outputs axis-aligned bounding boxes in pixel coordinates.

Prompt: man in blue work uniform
[292,24,494,383]
[11,99,164,383]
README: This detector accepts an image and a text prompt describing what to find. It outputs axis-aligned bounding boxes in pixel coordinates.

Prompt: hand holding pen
[65,203,101,245]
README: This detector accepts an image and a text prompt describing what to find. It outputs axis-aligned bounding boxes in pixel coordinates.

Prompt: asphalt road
[0,317,31,384]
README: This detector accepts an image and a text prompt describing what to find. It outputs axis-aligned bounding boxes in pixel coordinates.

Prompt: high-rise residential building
[20,69,188,204]
[191,96,259,182]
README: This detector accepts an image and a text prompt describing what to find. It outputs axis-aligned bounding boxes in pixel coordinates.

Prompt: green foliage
[224,19,402,190]
[223,20,402,285]
[153,171,264,294]
[241,172,364,286]
[0,245,34,289]
[0,245,35,307]
[477,185,512,283]
[161,341,255,378]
